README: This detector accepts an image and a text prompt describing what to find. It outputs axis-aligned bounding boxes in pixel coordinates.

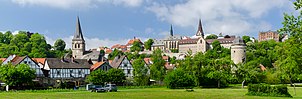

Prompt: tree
[277,0,302,95]
[108,49,123,60]
[242,36,251,43]
[29,33,47,58]
[150,49,166,84]
[54,39,66,51]
[0,64,35,89]
[132,58,149,86]
[86,69,107,85]
[164,68,195,89]
[107,69,125,85]
[206,58,233,88]
[236,61,265,88]
[205,34,218,39]
[212,40,222,51]
[144,39,154,50]
[130,41,143,52]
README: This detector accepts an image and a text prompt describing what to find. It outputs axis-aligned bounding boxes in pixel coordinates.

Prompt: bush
[247,84,292,97]
[164,69,195,89]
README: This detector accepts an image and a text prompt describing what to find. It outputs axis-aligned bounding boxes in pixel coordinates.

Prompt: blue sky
[0,0,296,49]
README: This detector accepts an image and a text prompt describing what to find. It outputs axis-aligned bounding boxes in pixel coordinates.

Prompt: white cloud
[11,0,144,9]
[147,0,291,36]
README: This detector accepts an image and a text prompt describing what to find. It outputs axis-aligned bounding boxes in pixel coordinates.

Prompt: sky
[0,0,297,49]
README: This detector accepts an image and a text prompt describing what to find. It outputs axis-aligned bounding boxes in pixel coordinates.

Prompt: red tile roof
[90,61,105,71]
[144,58,151,65]
[162,56,169,61]
[0,58,6,62]
[126,38,142,46]
[259,64,266,71]
[32,58,46,65]
[111,44,121,49]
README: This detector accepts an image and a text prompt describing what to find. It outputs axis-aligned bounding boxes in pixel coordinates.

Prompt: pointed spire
[196,19,204,37]
[170,24,174,36]
[73,16,85,41]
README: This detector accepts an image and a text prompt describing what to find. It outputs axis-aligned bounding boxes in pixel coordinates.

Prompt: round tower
[231,37,246,64]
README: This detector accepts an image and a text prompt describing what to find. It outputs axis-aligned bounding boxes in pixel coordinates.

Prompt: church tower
[72,16,85,59]
[196,19,204,38]
[231,37,246,64]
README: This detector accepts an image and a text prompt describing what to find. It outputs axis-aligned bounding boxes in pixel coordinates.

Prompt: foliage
[170,49,179,53]
[0,64,36,89]
[108,49,123,60]
[235,60,266,85]
[0,31,65,58]
[164,69,195,89]
[144,39,153,51]
[54,39,66,51]
[107,69,125,85]
[86,69,107,85]
[242,36,251,43]
[206,57,233,88]
[130,41,143,52]
[132,58,149,86]
[150,49,166,83]
[205,34,218,39]
[247,84,292,97]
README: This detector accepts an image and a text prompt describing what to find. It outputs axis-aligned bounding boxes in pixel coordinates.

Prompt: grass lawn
[0,87,301,99]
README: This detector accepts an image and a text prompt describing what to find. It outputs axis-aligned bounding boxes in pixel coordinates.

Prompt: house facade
[110,55,133,78]
[2,55,44,77]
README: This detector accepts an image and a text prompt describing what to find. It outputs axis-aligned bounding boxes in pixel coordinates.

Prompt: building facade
[258,31,279,42]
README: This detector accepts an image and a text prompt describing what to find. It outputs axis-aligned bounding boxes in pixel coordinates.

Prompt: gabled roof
[46,58,92,69]
[90,61,108,71]
[111,44,121,49]
[179,38,199,44]
[205,38,235,44]
[110,55,127,68]
[32,58,46,65]
[10,56,27,65]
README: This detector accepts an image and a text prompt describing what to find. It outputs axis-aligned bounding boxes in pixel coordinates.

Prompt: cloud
[147,0,291,35]
[11,0,144,9]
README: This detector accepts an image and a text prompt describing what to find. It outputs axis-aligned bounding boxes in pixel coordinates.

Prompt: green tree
[132,58,149,86]
[205,34,218,39]
[236,61,265,88]
[107,69,125,85]
[29,33,47,58]
[0,64,35,89]
[86,69,107,85]
[150,49,166,84]
[242,36,251,43]
[54,39,66,51]
[108,49,123,60]
[206,58,233,88]
[164,68,195,89]
[130,41,143,52]
[144,39,154,51]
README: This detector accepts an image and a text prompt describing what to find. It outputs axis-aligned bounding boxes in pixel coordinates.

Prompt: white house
[110,55,134,78]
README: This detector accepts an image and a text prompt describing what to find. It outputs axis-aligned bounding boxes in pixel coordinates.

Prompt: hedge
[246,84,292,97]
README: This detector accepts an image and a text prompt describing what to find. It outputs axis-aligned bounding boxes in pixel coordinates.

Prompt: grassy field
[0,87,301,99]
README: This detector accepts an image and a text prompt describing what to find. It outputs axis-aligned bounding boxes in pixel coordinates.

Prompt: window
[233,51,235,53]
[78,70,82,75]
[56,70,60,75]
[127,70,131,74]
[24,61,27,64]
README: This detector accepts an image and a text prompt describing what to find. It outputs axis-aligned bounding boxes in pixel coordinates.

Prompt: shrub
[164,69,195,89]
[247,84,292,97]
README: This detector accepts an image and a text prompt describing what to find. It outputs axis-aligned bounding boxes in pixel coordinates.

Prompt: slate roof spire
[196,19,204,37]
[170,24,174,36]
[73,16,84,41]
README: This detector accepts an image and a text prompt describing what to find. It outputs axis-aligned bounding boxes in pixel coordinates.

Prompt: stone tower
[231,37,246,64]
[196,19,204,38]
[72,16,85,59]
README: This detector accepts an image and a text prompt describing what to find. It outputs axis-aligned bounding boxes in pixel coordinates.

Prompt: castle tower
[231,37,246,64]
[72,16,85,59]
[196,19,204,38]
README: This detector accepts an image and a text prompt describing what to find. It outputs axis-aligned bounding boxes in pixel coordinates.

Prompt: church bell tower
[72,16,85,59]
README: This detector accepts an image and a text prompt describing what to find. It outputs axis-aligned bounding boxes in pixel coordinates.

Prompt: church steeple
[72,16,85,59]
[73,16,85,41]
[196,19,204,37]
[170,24,174,36]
